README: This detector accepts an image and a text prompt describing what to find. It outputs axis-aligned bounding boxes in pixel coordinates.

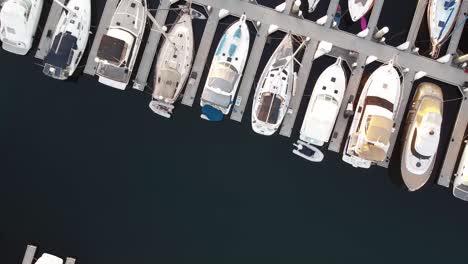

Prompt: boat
[43,0,91,80]
[348,0,375,22]
[427,0,461,58]
[251,34,296,136]
[200,15,250,121]
[300,57,346,147]
[342,62,401,168]
[34,253,63,264]
[149,7,200,118]
[292,140,325,162]
[308,0,321,13]
[0,0,43,55]
[401,83,443,191]
[94,0,147,90]
[454,142,468,201]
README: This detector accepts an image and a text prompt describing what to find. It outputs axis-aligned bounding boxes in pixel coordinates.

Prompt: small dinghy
[454,142,468,202]
[200,15,250,121]
[95,0,147,90]
[401,83,443,191]
[34,253,63,264]
[149,7,203,118]
[308,0,321,13]
[300,57,346,147]
[427,0,461,58]
[0,0,43,55]
[343,62,401,168]
[348,0,375,22]
[43,0,91,80]
[251,34,297,136]
[292,140,325,162]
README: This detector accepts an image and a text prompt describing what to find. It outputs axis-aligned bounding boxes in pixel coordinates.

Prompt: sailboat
[200,15,250,121]
[308,0,321,13]
[454,142,468,201]
[401,83,443,191]
[348,0,375,22]
[251,34,296,136]
[427,0,461,58]
[95,0,147,90]
[342,62,401,168]
[0,0,43,55]
[300,57,346,147]
[149,7,200,118]
[43,0,91,80]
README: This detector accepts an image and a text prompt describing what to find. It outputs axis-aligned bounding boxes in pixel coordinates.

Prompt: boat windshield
[97,35,128,65]
[256,92,284,124]
[207,62,239,93]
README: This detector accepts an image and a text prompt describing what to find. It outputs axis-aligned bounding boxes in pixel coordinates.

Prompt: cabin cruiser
[200,15,250,121]
[0,0,43,55]
[251,34,295,136]
[454,142,468,202]
[300,57,346,147]
[43,0,91,80]
[342,62,401,168]
[401,83,443,191]
[348,0,375,22]
[34,253,63,264]
[427,0,461,58]
[308,0,321,13]
[95,0,147,90]
[149,8,198,118]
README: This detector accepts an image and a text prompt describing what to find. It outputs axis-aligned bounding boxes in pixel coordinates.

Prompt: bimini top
[154,69,181,99]
[97,34,127,65]
[256,93,284,124]
[44,32,78,69]
[358,115,392,161]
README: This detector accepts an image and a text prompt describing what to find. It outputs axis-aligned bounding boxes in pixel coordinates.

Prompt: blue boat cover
[215,35,227,56]
[202,105,224,122]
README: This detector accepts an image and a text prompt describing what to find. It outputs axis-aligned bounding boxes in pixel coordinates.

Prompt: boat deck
[35,0,65,60]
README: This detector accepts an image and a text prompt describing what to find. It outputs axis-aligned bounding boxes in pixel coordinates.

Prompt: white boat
[149,8,197,118]
[43,0,91,80]
[300,57,346,147]
[251,34,297,136]
[308,0,321,13]
[454,142,468,202]
[427,0,461,58]
[292,140,325,162]
[200,15,250,121]
[342,62,401,168]
[34,253,63,264]
[401,83,443,191]
[348,0,375,22]
[0,0,43,55]
[95,0,147,90]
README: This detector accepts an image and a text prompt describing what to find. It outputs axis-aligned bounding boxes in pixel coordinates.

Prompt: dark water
[1,0,468,263]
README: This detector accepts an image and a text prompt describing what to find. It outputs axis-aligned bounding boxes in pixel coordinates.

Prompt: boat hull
[454,142,468,201]
[427,0,461,57]
[348,0,375,22]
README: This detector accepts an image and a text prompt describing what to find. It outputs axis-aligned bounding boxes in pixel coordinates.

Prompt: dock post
[22,245,37,264]
[438,89,468,187]
[230,23,270,122]
[279,40,319,137]
[35,0,65,60]
[65,257,76,264]
[84,0,119,76]
[133,0,172,91]
[181,7,220,106]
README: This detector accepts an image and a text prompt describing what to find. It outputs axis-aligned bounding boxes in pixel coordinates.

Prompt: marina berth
[342,62,401,169]
[0,0,43,55]
[200,15,250,122]
[43,0,91,80]
[348,0,375,22]
[401,83,443,191]
[94,0,147,90]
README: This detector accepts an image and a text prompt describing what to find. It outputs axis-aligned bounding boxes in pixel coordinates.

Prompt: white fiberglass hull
[453,142,468,201]
[0,0,43,55]
[200,15,250,119]
[348,0,375,22]
[300,57,346,146]
[342,62,401,168]
[427,0,461,57]
[150,11,194,118]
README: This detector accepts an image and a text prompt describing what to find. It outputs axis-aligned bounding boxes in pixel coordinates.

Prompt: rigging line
[443,97,464,103]
[439,15,468,46]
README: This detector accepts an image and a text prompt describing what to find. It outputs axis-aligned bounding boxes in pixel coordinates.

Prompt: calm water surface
[1,0,467,263]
